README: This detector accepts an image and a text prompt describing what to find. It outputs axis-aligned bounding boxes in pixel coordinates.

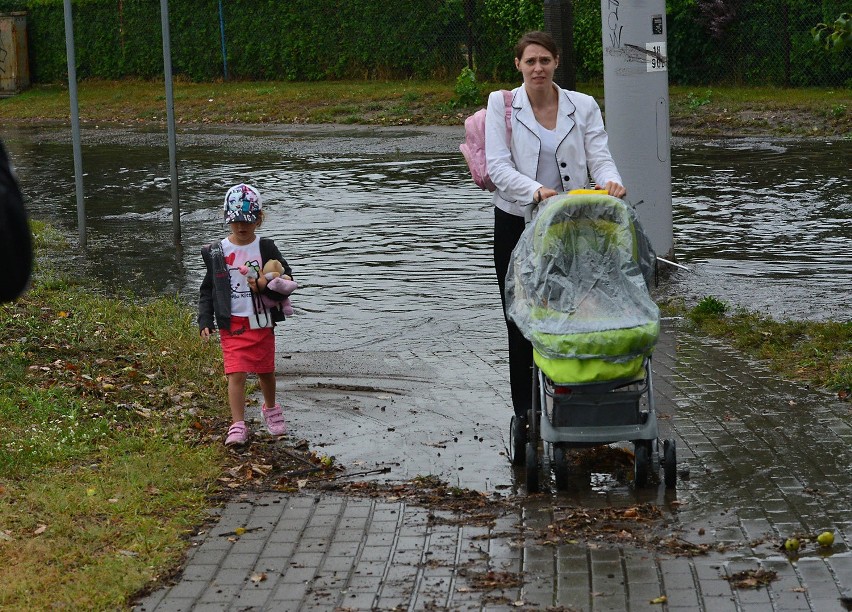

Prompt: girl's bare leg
[227,372,248,422]
[257,372,277,407]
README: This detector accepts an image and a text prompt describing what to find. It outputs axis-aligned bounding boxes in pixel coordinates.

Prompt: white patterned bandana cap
[223,183,262,224]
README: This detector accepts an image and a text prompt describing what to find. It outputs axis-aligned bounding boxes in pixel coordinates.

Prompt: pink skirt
[220,316,275,374]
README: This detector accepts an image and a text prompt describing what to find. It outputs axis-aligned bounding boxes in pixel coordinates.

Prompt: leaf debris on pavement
[724,568,778,589]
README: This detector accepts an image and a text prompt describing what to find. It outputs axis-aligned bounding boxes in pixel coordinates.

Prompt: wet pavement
[134,318,852,611]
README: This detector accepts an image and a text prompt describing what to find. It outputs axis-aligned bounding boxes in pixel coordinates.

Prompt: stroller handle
[523,188,612,223]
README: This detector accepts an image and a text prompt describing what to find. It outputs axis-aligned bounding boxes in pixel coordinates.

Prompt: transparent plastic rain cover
[506,193,660,362]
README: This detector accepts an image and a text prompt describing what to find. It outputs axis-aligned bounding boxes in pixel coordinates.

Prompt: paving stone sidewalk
[135,321,852,611]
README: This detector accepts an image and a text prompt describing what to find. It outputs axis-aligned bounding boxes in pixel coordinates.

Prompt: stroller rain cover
[506,192,659,371]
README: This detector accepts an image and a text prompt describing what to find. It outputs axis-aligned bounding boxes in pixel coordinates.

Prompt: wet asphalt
[134,317,852,611]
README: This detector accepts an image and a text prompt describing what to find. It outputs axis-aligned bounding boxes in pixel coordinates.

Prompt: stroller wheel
[634,441,650,488]
[509,415,527,466]
[651,439,661,476]
[663,439,677,489]
[552,445,570,491]
[525,442,540,493]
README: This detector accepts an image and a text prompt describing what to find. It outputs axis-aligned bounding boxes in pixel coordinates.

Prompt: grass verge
[0,78,848,137]
[663,296,852,398]
[0,221,229,609]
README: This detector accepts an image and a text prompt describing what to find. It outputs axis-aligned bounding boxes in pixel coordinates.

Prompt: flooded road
[2,125,849,338]
[3,122,848,479]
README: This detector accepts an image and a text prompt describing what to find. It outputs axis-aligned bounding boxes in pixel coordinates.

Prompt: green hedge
[5,0,850,87]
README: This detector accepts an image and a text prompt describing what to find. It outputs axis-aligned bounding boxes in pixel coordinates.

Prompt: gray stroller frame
[506,195,676,492]
[515,355,676,492]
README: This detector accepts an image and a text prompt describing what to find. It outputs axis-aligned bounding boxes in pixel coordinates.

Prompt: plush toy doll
[239,260,297,316]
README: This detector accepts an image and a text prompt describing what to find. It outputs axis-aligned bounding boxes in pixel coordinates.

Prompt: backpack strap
[501,90,513,140]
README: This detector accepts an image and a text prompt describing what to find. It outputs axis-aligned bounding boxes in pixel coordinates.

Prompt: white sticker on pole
[646,42,667,72]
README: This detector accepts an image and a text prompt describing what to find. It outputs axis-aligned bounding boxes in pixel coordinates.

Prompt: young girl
[198,183,293,446]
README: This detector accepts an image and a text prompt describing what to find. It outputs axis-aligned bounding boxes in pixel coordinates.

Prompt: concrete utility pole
[600,0,673,259]
[544,0,576,90]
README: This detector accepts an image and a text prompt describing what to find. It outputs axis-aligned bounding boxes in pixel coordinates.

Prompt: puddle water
[2,126,848,355]
[670,138,851,321]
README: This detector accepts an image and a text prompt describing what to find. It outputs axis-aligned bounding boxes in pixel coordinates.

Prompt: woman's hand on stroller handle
[596,181,627,198]
[534,186,559,203]
[530,182,626,208]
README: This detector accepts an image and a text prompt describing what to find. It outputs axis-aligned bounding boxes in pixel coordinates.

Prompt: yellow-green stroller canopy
[505,192,660,384]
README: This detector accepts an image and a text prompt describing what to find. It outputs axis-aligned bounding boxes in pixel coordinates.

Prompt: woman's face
[515,43,558,90]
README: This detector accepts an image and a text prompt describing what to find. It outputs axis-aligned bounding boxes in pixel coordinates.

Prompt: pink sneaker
[225,420,248,446]
[262,403,287,436]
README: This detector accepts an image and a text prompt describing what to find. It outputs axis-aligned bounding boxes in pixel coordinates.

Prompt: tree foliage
[813,13,851,52]
[695,0,745,38]
[4,0,850,87]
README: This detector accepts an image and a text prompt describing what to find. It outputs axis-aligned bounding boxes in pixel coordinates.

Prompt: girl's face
[228,221,259,245]
[515,43,558,91]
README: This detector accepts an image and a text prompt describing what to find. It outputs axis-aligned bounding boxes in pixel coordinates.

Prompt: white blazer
[484,84,622,217]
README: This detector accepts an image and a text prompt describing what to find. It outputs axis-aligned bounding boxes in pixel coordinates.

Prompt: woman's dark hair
[515,30,559,60]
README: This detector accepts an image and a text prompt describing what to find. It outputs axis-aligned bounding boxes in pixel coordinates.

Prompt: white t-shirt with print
[221,236,262,318]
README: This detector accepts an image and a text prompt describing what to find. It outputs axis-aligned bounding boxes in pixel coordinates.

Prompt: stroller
[505,190,676,492]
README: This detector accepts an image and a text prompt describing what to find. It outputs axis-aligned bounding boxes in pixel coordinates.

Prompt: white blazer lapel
[513,87,539,138]
[554,88,577,140]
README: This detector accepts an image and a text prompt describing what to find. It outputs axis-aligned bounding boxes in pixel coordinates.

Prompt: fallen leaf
[33,524,47,536]
[650,595,667,604]
[250,572,267,583]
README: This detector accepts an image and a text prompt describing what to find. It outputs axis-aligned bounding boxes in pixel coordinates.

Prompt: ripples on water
[3,129,850,354]
[671,139,850,320]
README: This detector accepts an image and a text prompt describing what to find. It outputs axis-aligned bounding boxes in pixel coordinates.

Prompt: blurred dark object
[0,140,33,301]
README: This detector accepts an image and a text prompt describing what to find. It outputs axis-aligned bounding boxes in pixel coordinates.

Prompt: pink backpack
[459,90,513,192]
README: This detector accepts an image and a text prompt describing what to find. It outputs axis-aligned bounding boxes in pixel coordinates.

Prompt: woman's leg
[493,207,534,419]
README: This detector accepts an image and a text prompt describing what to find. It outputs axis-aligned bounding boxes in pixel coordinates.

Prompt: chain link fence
[454,0,850,88]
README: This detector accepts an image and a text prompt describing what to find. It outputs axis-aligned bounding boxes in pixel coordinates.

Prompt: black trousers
[493,206,533,419]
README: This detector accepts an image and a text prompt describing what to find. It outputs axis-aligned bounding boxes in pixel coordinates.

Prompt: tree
[695,0,744,38]
[812,12,851,52]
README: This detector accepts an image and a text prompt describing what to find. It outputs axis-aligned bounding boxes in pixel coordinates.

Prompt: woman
[484,30,626,455]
